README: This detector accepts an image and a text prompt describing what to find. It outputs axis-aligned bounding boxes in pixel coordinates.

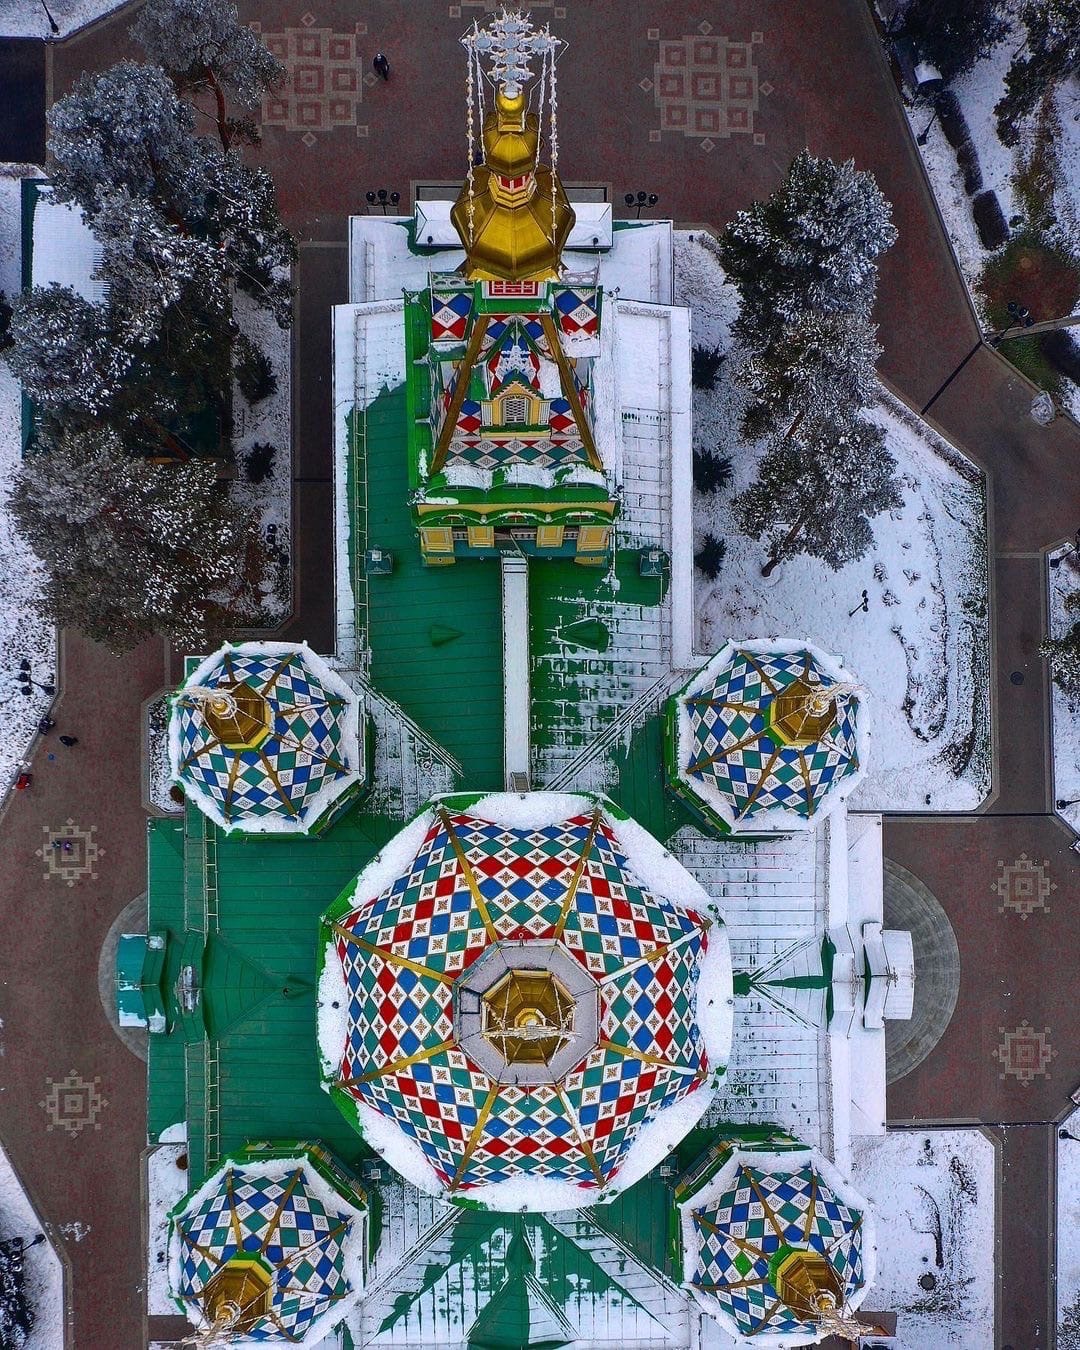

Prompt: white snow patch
[316,943,349,1080]
[1,0,131,37]
[0,1138,64,1350]
[1057,1104,1080,1343]
[676,234,990,811]
[0,169,56,803]
[146,1143,190,1315]
[851,1127,995,1350]
[1048,547,1080,836]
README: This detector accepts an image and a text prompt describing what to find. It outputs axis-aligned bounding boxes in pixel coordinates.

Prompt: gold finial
[452,9,575,281]
[182,683,274,752]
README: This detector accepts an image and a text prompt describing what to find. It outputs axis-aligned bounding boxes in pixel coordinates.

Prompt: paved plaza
[0,1,1078,1344]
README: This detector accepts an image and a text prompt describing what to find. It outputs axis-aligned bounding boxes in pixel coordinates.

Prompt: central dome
[317,792,733,1210]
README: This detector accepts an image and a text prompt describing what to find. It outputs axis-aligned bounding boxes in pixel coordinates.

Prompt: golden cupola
[452,9,575,282]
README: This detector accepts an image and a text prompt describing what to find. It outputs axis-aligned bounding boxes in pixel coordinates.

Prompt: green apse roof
[467,1220,574,1349]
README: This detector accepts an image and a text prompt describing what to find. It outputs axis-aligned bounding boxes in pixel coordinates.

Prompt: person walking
[373,51,390,80]
[15,771,31,791]
[37,715,55,735]
[58,735,78,747]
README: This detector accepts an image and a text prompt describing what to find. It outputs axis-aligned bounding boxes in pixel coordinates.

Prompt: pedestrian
[58,735,78,747]
[373,51,390,80]
[62,840,73,854]
[37,715,55,735]
[15,772,31,791]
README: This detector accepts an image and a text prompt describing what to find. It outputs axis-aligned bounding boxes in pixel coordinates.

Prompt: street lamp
[1058,798,1080,810]
[366,189,401,215]
[1049,530,1080,568]
[915,108,938,146]
[623,191,659,219]
[40,0,59,35]
[921,300,1036,415]
[17,667,55,696]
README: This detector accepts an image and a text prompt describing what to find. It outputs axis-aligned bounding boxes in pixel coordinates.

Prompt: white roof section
[670,808,892,1177]
[31,186,106,302]
[500,556,531,789]
[348,212,673,306]
[416,198,613,251]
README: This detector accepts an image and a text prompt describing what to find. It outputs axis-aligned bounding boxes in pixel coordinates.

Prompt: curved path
[0,0,1074,1344]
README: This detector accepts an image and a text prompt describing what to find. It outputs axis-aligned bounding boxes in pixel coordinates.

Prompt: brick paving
[0,1,1071,1345]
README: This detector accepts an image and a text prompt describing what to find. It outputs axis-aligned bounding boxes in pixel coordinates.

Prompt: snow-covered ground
[146,1140,189,1316]
[676,234,991,812]
[1058,1105,1080,1347]
[229,290,292,628]
[1,0,129,38]
[0,168,56,805]
[0,1138,64,1349]
[905,15,1080,416]
[1048,546,1080,836]
[852,1127,996,1350]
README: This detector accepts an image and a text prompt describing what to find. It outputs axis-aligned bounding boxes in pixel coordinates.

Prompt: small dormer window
[502,394,530,425]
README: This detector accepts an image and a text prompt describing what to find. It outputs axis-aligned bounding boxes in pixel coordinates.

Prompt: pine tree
[898,0,1009,81]
[5,283,132,416]
[46,62,215,226]
[996,0,1080,145]
[11,426,266,651]
[737,310,881,442]
[732,413,903,576]
[131,0,285,149]
[718,151,897,347]
[1040,621,1080,693]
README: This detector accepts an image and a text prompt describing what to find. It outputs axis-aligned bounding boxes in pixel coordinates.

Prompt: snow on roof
[318,791,734,1211]
[678,1145,876,1347]
[672,639,868,835]
[167,1149,368,1347]
[31,186,106,302]
[168,641,364,834]
[348,213,673,306]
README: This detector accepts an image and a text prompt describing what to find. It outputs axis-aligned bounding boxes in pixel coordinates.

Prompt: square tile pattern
[251,17,368,142]
[36,819,102,887]
[993,1021,1056,1085]
[40,1070,106,1136]
[650,30,766,144]
[992,853,1056,918]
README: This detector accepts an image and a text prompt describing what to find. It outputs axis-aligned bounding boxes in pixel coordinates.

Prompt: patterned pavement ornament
[992,853,1056,919]
[41,1070,107,1137]
[679,1146,875,1343]
[993,1021,1056,1085]
[669,639,866,833]
[35,819,102,886]
[318,792,733,1208]
[169,642,363,835]
[651,29,767,146]
[169,1147,367,1344]
[252,19,368,143]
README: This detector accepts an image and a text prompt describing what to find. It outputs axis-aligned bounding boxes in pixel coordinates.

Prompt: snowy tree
[91,188,228,348]
[718,151,897,348]
[897,0,1009,81]
[996,0,1080,145]
[11,425,266,652]
[204,153,296,325]
[5,283,132,416]
[132,0,284,148]
[732,413,903,576]
[1040,621,1080,692]
[47,62,214,225]
[737,310,881,442]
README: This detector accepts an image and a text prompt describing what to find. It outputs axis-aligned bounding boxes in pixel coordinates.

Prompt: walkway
[0,1,1071,1345]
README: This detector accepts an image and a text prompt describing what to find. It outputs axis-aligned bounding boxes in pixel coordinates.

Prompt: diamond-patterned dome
[680,1148,874,1344]
[669,640,866,833]
[169,1148,367,1344]
[317,792,733,1209]
[169,642,363,834]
